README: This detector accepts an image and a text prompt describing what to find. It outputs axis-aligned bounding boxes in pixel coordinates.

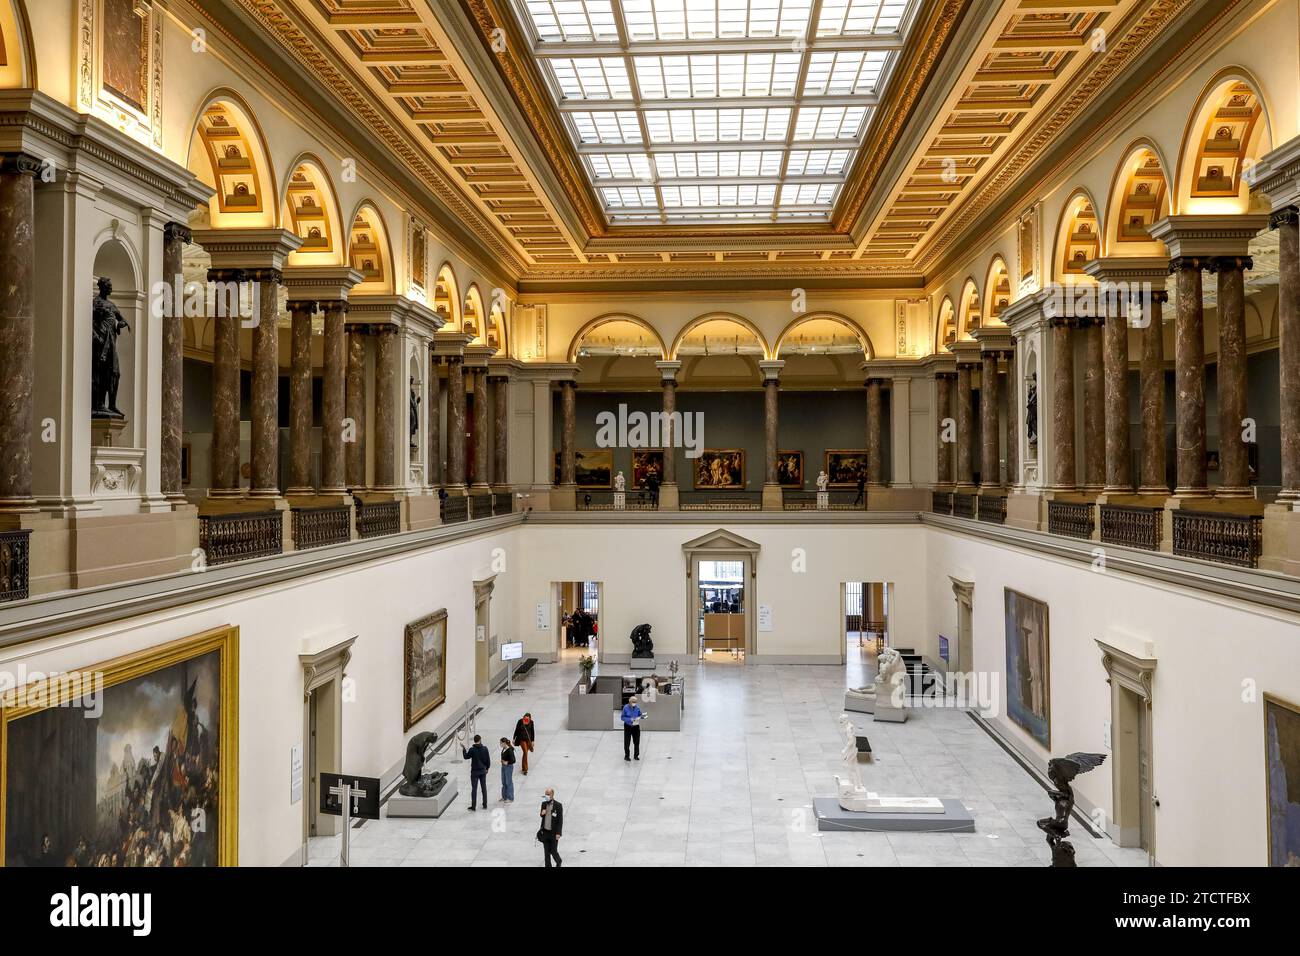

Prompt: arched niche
[433,264,459,328]
[347,202,394,295]
[956,278,981,340]
[984,257,1011,325]
[0,0,36,88]
[1176,70,1273,215]
[569,314,667,386]
[1105,142,1171,255]
[186,91,278,229]
[281,157,345,266]
[90,235,142,437]
[936,297,956,351]
[463,284,485,343]
[671,313,769,385]
[1055,189,1101,281]
[487,300,508,354]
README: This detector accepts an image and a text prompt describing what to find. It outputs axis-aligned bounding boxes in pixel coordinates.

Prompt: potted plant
[578,655,595,684]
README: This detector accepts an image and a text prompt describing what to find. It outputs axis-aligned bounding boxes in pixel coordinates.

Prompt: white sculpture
[845,647,908,722]
[614,471,626,492]
[834,713,944,814]
[816,470,829,493]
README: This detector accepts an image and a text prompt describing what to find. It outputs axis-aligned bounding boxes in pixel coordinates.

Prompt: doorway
[1098,640,1156,858]
[697,559,746,662]
[299,636,353,848]
[554,581,602,663]
[841,582,891,675]
[474,575,496,697]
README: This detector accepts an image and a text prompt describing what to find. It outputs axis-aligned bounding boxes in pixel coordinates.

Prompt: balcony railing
[952,492,977,519]
[356,500,401,539]
[0,529,32,603]
[931,491,952,515]
[1048,500,1094,540]
[469,493,494,519]
[492,492,514,516]
[198,511,283,567]
[782,490,867,510]
[291,505,351,550]
[440,494,469,524]
[977,494,1007,525]
[1173,510,1264,568]
[1100,504,1162,551]
[576,490,659,511]
[679,491,763,511]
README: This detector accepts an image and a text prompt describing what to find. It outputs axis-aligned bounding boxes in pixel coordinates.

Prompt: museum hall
[0,0,1298,888]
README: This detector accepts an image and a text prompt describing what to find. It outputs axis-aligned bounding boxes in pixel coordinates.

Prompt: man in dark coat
[539,788,563,868]
[461,734,491,811]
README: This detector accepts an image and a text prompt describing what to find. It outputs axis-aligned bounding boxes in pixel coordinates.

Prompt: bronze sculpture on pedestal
[1037,751,1106,866]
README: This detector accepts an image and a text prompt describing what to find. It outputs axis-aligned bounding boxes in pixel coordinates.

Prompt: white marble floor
[307,657,1150,867]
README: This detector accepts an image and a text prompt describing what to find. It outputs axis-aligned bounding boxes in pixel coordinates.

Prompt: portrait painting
[632,450,664,489]
[1265,694,1300,867]
[694,449,745,489]
[777,450,803,487]
[1,625,239,867]
[404,609,448,731]
[825,450,868,487]
[554,449,613,488]
[1004,589,1050,748]
[102,0,149,113]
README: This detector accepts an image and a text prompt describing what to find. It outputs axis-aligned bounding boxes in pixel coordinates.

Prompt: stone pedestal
[817,491,829,510]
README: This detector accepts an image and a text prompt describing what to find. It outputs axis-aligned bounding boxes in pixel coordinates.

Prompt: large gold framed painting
[404,609,448,731]
[694,449,745,489]
[1264,693,1300,866]
[0,626,239,866]
[1004,589,1050,749]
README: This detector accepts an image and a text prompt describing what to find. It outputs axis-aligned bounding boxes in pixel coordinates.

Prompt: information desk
[567,674,683,731]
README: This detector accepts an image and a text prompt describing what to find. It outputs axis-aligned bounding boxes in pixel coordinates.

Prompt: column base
[1137,485,1171,496]
[550,484,577,511]
[658,483,679,511]
[442,483,468,497]
[761,482,783,511]
[1005,489,1043,531]
[1214,485,1254,498]
[407,493,442,532]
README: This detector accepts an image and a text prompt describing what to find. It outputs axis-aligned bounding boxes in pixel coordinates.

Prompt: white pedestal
[386,778,459,818]
[613,492,626,510]
[629,656,656,670]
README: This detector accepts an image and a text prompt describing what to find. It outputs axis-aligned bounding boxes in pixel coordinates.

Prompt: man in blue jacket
[462,734,491,810]
[621,695,643,761]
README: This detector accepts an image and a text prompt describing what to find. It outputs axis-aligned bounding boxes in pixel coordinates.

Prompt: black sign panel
[318,772,381,820]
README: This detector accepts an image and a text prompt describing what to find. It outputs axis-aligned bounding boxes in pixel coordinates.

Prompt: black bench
[513,658,539,680]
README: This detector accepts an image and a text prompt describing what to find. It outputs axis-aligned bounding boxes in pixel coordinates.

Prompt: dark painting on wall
[554,449,613,488]
[1,626,238,866]
[776,450,803,487]
[1265,694,1300,867]
[404,609,447,731]
[102,0,149,113]
[632,450,664,489]
[825,449,867,487]
[1004,588,1050,749]
[694,449,745,489]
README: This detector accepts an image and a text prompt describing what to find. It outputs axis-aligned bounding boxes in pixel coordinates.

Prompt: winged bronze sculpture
[1037,752,1106,867]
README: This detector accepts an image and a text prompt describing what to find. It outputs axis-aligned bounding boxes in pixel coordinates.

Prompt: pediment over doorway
[681,529,760,558]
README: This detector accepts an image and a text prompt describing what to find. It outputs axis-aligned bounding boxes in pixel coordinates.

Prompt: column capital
[1082,255,1170,288]
[1207,255,1254,273]
[1148,214,1269,260]
[163,222,193,245]
[190,227,304,272]
[286,298,318,315]
[1168,255,1209,274]
[757,359,785,382]
[654,359,683,383]
[464,343,498,369]
[0,152,44,177]
[282,265,365,303]
[431,329,474,358]
[948,338,983,365]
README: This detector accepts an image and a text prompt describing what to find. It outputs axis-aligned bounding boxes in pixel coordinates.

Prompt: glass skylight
[513,0,921,223]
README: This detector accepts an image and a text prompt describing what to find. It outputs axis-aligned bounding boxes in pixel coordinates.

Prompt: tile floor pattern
[308,658,1149,867]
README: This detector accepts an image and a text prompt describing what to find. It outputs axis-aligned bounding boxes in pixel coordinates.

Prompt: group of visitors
[563,607,597,647]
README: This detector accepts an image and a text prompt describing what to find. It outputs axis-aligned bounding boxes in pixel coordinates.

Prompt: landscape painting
[554,449,613,488]
[1,626,238,866]
[777,450,803,487]
[1265,693,1300,866]
[694,449,745,489]
[632,450,664,489]
[1004,588,1050,748]
[405,609,448,730]
[825,450,868,487]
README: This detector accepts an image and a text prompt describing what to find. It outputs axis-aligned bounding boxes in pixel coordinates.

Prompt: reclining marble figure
[844,647,908,721]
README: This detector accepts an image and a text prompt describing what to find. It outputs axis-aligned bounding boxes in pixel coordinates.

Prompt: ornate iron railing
[199,511,283,566]
[492,492,514,516]
[1047,500,1094,539]
[356,500,401,539]
[469,493,494,519]
[1100,504,1162,551]
[575,490,659,510]
[976,495,1007,525]
[291,505,351,550]
[952,492,977,519]
[782,490,867,510]
[931,491,952,515]
[440,494,469,524]
[0,529,32,602]
[679,491,763,511]
[1172,510,1263,568]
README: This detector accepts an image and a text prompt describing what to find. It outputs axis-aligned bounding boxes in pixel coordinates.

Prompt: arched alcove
[186,91,278,229]
[347,202,394,294]
[1176,71,1273,215]
[281,157,345,266]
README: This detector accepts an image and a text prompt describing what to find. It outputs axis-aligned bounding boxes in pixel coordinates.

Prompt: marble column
[1211,255,1252,496]
[1006,348,1019,487]
[955,363,975,490]
[1171,257,1208,496]
[345,326,367,489]
[471,369,490,491]
[661,373,678,487]
[446,356,467,491]
[1081,318,1105,493]
[490,374,509,488]
[764,375,779,486]
[427,355,441,486]
[866,378,884,486]
[559,381,577,486]
[248,268,282,498]
[207,268,246,497]
[1103,304,1133,493]
[286,299,316,495]
[979,353,1000,490]
[0,153,40,509]
[935,372,954,486]
[160,222,191,502]
[1138,292,1169,494]
[320,301,348,495]
[1050,318,1077,490]
[1276,208,1300,503]
[373,325,399,489]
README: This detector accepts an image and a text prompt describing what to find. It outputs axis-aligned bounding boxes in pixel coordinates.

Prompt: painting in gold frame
[824,449,868,487]
[404,609,448,731]
[694,449,745,489]
[0,625,239,867]
[632,450,664,489]
[553,449,613,488]
[777,450,803,487]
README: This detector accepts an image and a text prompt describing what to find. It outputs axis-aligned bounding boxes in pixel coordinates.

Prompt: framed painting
[0,625,239,866]
[776,450,803,487]
[694,449,745,489]
[632,450,665,489]
[825,449,868,487]
[1004,588,1050,749]
[1264,693,1300,866]
[553,449,613,488]
[404,609,448,731]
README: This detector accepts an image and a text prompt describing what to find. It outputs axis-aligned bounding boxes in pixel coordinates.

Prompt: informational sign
[501,641,524,662]
[758,604,773,631]
[290,743,303,805]
[318,772,381,821]
[476,624,486,643]
[536,601,550,630]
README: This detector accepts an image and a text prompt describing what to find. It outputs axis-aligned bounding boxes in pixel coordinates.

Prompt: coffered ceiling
[223,0,1206,288]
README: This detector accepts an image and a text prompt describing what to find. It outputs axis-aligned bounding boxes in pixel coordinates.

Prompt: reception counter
[567,673,683,731]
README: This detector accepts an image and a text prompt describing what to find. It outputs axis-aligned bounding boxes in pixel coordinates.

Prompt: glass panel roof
[512,0,921,224]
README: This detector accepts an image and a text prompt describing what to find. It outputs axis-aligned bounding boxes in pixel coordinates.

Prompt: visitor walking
[513,712,536,775]
[854,471,866,506]
[538,788,563,867]
[461,734,491,811]
[499,737,516,803]
[621,695,643,761]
